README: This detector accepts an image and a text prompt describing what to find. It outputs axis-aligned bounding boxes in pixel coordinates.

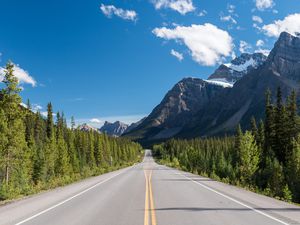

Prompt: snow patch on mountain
[205,79,233,88]
[224,57,256,73]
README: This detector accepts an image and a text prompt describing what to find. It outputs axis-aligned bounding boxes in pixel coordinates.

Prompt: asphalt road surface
[0,150,300,225]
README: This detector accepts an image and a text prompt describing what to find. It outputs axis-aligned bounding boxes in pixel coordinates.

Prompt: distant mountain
[78,123,99,132]
[208,53,267,83]
[125,32,300,145]
[99,121,129,137]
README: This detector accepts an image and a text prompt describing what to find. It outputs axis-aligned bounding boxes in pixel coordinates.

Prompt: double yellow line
[144,170,157,225]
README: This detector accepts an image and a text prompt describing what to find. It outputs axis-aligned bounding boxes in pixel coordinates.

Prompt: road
[0,150,300,225]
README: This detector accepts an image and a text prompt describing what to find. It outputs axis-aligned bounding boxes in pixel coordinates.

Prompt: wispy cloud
[252,15,263,24]
[100,4,137,21]
[220,15,237,24]
[170,49,184,61]
[153,23,234,66]
[256,39,264,47]
[90,118,102,124]
[220,4,238,27]
[152,0,195,15]
[255,0,274,11]
[239,40,252,53]
[198,10,207,17]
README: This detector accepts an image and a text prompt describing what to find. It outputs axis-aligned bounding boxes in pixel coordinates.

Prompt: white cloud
[152,0,195,15]
[32,104,43,112]
[255,0,274,11]
[256,39,264,47]
[220,15,237,24]
[252,15,263,24]
[255,48,271,56]
[227,4,235,14]
[262,13,300,37]
[239,41,252,53]
[170,49,184,61]
[253,23,262,31]
[41,111,56,117]
[152,23,234,66]
[0,63,36,87]
[90,118,102,124]
[198,10,207,17]
[41,111,47,117]
[100,4,137,21]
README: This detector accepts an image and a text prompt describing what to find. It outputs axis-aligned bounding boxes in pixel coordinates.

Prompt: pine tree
[238,131,260,185]
[286,136,300,202]
[233,124,242,167]
[46,103,54,140]
[55,130,70,178]
[0,62,31,195]
[251,117,259,143]
[274,87,289,164]
[264,89,276,164]
[71,116,76,130]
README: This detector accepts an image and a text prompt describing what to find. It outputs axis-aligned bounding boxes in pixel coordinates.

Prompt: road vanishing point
[0,150,300,225]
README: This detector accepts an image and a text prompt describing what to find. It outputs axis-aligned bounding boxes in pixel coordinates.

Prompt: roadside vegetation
[153,87,300,204]
[0,62,142,201]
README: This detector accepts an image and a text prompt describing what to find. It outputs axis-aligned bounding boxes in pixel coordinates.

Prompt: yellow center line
[148,170,157,225]
[144,170,149,225]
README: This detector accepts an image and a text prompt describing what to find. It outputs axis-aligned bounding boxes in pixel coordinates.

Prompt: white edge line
[174,170,290,225]
[15,166,134,225]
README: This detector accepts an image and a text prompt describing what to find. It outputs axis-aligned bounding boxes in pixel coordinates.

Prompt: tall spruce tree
[0,62,31,195]
[238,131,260,185]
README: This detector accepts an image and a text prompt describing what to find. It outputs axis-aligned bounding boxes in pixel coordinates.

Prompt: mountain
[78,123,99,132]
[126,32,300,144]
[99,121,129,137]
[179,31,300,138]
[124,117,147,134]
[208,53,267,83]
[124,77,230,143]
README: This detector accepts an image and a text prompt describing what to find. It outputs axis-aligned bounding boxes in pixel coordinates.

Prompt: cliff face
[124,77,228,141]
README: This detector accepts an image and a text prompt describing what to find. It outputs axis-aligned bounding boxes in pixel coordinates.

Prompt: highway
[0,150,299,225]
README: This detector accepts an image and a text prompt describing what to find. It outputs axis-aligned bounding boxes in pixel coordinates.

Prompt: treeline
[154,87,300,203]
[0,62,142,200]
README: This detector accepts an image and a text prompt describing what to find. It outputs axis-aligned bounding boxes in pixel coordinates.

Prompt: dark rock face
[265,32,300,81]
[208,53,267,83]
[124,78,228,141]
[99,121,128,137]
[124,117,146,134]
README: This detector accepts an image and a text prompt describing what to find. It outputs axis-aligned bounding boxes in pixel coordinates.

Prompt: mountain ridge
[125,31,300,145]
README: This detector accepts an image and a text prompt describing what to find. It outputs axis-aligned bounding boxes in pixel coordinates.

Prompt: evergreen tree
[274,87,289,163]
[0,62,31,196]
[238,131,260,185]
[71,116,76,130]
[251,117,259,144]
[46,103,54,140]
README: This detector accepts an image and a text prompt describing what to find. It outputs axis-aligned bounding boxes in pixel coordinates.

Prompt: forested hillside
[0,62,142,201]
[154,87,300,203]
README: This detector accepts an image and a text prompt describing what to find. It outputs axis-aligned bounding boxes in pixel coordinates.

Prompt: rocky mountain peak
[78,123,99,132]
[266,32,300,80]
[208,53,267,83]
[99,121,129,137]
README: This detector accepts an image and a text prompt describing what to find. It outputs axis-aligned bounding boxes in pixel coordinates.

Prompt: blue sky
[0,0,300,127]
